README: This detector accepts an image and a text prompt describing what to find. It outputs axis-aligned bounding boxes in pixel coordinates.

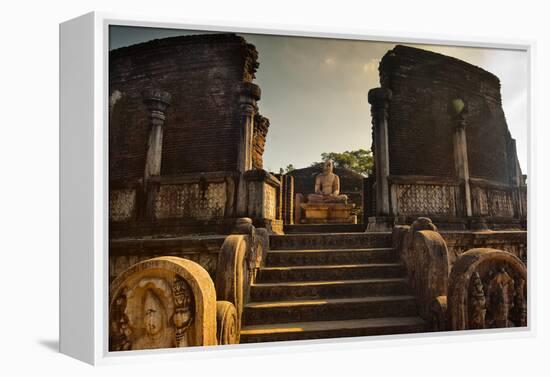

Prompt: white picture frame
[59,11,535,365]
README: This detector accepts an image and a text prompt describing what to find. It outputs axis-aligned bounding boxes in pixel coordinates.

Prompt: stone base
[253,218,284,235]
[366,215,526,232]
[300,203,356,224]
[366,216,396,232]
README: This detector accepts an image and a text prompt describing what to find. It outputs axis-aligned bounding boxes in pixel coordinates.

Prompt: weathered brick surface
[252,114,270,169]
[109,33,262,182]
[379,45,519,184]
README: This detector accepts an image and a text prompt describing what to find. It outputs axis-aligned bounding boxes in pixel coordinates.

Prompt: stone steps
[243,295,418,325]
[257,263,405,282]
[240,232,425,343]
[283,224,366,234]
[249,278,410,301]
[240,317,426,343]
[269,232,392,250]
[265,248,397,266]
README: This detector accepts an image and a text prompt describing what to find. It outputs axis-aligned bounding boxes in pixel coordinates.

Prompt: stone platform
[284,223,366,234]
[300,203,356,224]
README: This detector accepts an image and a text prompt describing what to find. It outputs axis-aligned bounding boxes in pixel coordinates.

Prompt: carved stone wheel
[447,248,527,331]
[216,301,239,345]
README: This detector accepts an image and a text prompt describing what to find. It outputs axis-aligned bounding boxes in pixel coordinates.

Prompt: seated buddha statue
[307,160,348,204]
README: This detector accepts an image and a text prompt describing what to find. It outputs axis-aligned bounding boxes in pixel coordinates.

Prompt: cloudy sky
[110,26,528,174]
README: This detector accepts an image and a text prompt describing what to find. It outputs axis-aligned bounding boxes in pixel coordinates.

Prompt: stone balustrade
[393,217,527,332]
[109,169,284,237]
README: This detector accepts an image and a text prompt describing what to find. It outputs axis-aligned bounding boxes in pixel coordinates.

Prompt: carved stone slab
[109,257,217,351]
[300,203,356,224]
[447,248,527,331]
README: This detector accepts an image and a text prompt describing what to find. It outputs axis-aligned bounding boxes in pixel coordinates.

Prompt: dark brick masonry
[379,45,522,184]
[109,33,269,184]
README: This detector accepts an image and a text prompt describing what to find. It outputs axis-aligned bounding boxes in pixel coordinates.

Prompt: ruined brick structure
[367,45,527,230]
[109,34,282,237]
[110,33,264,180]
[106,37,528,349]
[252,114,270,169]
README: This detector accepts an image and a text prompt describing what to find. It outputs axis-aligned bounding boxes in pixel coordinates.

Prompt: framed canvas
[59,11,534,365]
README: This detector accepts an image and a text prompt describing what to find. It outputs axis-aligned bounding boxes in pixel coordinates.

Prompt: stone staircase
[240,232,426,343]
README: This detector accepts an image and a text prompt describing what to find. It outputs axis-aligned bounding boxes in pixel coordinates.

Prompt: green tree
[312,149,373,176]
[278,164,296,174]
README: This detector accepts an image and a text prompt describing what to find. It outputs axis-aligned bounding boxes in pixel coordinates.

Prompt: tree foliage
[278,164,296,174]
[312,149,373,176]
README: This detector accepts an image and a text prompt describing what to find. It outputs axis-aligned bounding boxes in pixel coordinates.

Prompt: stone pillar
[368,88,392,216]
[236,83,261,216]
[142,89,171,219]
[280,175,294,224]
[450,99,472,217]
[143,89,172,179]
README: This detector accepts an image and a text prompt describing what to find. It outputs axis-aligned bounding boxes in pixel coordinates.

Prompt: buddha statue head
[322,160,334,175]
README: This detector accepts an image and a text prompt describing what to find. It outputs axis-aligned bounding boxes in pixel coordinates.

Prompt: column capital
[142,89,172,113]
[239,82,261,117]
[368,87,392,108]
[240,82,261,102]
[448,98,468,128]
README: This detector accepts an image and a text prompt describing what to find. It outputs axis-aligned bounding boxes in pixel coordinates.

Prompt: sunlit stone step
[240,317,426,343]
[243,295,418,325]
[265,248,398,266]
[257,263,405,282]
[249,278,410,301]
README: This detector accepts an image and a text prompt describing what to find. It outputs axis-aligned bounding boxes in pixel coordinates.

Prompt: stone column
[236,82,261,216]
[450,99,472,217]
[507,138,525,218]
[143,89,172,180]
[368,88,392,216]
[142,89,171,219]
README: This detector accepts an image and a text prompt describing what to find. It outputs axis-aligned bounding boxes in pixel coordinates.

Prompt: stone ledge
[243,169,281,188]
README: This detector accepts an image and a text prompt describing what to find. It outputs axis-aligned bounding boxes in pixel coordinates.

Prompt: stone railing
[109,220,269,349]
[442,230,527,265]
[393,217,527,332]
[379,175,527,230]
[388,175,464,218]
[110,169,284,236]
[109,171,239,223]
[469,177,527,224]
[392,218,450,322]
[215,218,269,338]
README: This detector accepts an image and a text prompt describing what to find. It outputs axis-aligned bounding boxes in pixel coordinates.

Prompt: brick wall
[109,33,263,183]
[379,45,518,184]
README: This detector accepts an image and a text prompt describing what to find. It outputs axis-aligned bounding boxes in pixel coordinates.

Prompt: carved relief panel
[448,248,527,331]
[154,182,226,220]
[263,184,277,220]
[109,257,217,351]
[396,184,457,216]
[110,188,137,222]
